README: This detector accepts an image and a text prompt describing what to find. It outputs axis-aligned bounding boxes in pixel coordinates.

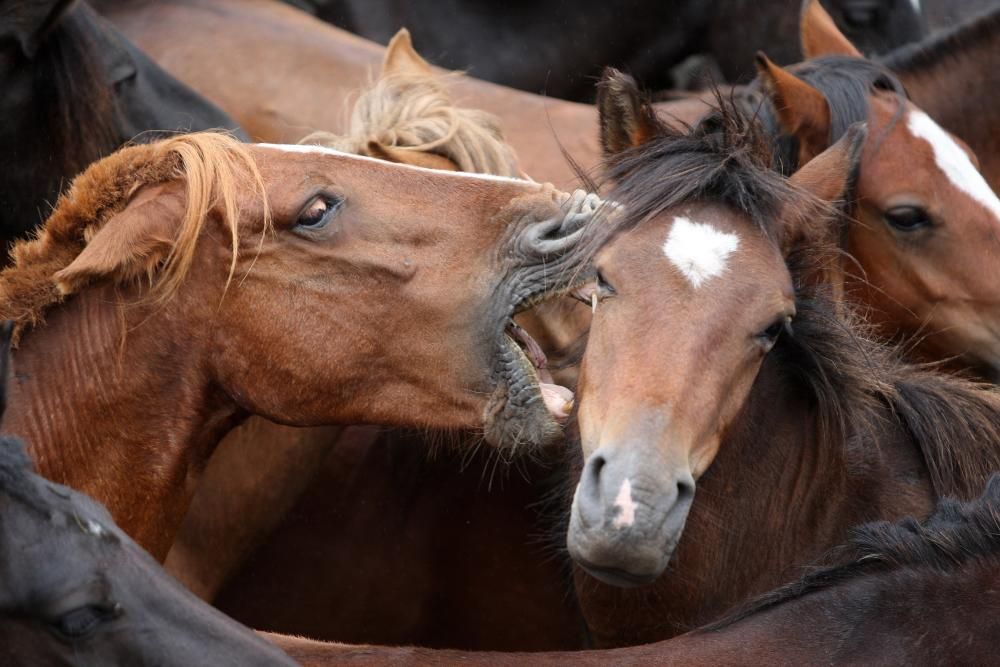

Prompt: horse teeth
[591,292,598,314]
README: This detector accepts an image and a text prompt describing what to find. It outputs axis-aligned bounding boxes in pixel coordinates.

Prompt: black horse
[0,0,245,253]
[289,0,924,100]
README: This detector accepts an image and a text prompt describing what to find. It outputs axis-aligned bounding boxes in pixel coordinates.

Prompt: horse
[0,320,295,666]
[0,132,599,560]
[178,8,1000,647]
[161,34,561,611]
[293,0,924,99]
[564,73,1000,646]
[95,0,1000,375]
[267,474,1000,665]
[883,6,1000,191]
[748,0,1000,377]
[0,0,243,253]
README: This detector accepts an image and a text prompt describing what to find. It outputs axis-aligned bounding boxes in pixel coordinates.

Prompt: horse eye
[596,270,616,295]
[884,206,932,233]
[53,604,120,640]
[758,316,792,350]
[296,195,343,230]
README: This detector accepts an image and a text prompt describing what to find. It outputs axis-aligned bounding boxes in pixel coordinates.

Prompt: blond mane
[0,132,267,339]
[302,71,520,177]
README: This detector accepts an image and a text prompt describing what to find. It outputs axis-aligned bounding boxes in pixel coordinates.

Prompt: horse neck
[5,287,241,560]
[575,352,935,647]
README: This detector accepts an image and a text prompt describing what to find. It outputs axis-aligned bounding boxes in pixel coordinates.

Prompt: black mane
[747,55,906,174]
[881,7,1000,78]
[702,474,1000,632]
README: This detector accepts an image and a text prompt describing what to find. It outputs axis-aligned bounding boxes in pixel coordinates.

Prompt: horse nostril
[582,453,607,503]
[676,477,694,505]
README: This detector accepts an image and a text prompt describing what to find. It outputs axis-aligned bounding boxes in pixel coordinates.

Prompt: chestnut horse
[0,132,597,559]
[0,0,243,252]
[163,34,554,603]
[0,321,294,665]
[565,78,1000,646]
[268,475,1000,665]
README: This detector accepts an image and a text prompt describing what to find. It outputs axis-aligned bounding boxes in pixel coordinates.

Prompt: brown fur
[1,133,265,339]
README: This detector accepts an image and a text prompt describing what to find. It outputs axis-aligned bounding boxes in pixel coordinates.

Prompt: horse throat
[4,286,242,560]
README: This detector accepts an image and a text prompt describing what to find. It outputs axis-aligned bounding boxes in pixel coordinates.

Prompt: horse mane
[701,473,1000,632]
[881,7,1000,78]
[300,71,520,177]
[0,132,266,339]
[747,55,906,173]
[580,95,816,263]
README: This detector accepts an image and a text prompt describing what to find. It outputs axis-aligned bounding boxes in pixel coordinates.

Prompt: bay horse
[565,75,1000,646]
[267,474,1000,666]
[883,6,1000,191]
[0,0,243,253]
[296,0,923,99]
[181,11,1000,648]
[749,0,1000,376]
[0,132,599,559]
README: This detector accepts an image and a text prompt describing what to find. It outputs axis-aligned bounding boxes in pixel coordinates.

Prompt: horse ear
[1,0,75,57]
[789,122,866,206]
[597,68,659,157]
[800,0,862,59]
[53,182,187,296]
[364,140,459,171]
[755,53,831,165]
[383,28,434,77]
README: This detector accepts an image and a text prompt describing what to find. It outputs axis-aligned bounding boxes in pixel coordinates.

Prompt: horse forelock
[0,132,265,341]
[300,71,520,178]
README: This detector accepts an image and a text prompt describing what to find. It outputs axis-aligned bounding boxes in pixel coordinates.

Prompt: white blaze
[662,216,740,288]
[613,478,637,528]
[906,110,1000,225]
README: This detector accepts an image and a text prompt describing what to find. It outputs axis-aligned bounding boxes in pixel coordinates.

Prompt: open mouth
[504,319,574,422]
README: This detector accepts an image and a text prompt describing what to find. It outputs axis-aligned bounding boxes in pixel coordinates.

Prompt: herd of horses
[2,0,1000,664]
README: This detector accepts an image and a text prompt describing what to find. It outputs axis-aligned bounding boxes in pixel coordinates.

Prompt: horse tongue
[541,383,574,421]
[538,367,573,421]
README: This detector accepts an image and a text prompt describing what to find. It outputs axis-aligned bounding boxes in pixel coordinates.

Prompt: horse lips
[507,320,574,421]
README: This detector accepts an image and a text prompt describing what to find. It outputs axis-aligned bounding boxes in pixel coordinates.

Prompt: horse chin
[482,335,566,448]
[566,526,674,589]
[574,558,662,589]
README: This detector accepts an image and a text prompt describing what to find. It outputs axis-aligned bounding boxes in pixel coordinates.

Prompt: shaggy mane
[0,132,266,339]
[301,70,520,177]
[882,7,1000,78]
[702,474,1000,632]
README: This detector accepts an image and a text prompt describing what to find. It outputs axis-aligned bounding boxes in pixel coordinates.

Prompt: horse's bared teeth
[506,319,547,369]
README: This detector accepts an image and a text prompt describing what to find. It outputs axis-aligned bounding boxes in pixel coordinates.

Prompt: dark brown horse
[267,474,1000,665]
[565,76,1000,646]
[0,0,243,252]
[0,133,596,559]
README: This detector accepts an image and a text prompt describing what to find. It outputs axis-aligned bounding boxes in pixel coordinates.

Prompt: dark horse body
[0,0,243,252]
[291,0,924,99]
[273,475,1000,666]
